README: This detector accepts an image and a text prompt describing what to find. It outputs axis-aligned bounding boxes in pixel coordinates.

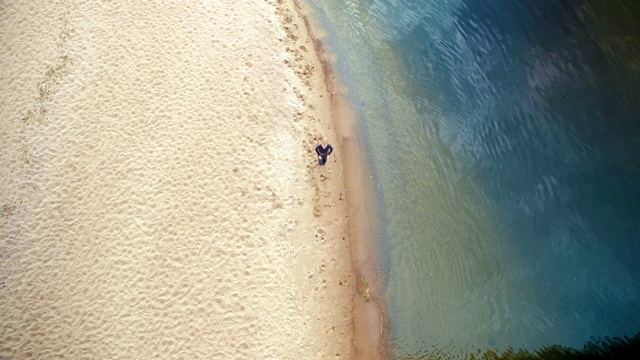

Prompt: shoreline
[287,1,390,358]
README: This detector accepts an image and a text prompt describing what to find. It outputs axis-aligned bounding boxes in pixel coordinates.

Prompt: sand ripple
[1,0,353,358]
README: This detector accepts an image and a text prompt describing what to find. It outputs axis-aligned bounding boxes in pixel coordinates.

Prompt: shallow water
[307,0,640,357]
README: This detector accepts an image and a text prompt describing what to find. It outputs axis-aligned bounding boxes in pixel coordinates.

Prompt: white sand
[0,0,356,358]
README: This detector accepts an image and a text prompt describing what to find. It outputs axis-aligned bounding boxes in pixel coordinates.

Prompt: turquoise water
[306,0,640,357]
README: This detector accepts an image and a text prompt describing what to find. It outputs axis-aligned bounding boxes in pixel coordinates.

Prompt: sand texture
[1,0,355,358]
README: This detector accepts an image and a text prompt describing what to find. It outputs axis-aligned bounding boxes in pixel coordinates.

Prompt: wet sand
[0,0,386,358]
[295,3,389,357]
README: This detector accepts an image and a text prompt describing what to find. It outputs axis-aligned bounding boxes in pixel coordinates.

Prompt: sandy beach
[0,0,388,358]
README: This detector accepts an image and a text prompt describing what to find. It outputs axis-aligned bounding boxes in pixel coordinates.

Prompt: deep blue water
[306,0,640,357]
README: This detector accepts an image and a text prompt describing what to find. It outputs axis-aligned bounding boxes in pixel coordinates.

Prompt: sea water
[305,0,640,357]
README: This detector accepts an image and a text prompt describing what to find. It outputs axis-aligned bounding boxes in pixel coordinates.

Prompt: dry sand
[0,0,371,358]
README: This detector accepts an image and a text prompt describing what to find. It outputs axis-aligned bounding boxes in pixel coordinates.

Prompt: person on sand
[315,142,334,166]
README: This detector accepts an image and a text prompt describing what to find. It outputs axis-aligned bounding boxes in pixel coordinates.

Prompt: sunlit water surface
[306,0,640,357]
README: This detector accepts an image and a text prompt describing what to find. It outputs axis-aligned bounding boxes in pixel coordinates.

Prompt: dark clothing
[315,144,334,165]
[315,144,333,156]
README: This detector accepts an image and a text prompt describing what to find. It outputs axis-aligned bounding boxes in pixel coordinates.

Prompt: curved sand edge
[285,1,390,358]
